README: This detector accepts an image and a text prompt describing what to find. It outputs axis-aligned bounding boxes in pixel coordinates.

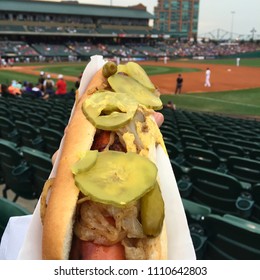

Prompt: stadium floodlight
[230,11,235,41]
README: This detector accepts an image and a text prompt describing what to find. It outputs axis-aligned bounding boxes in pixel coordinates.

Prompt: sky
[43,0,260,37]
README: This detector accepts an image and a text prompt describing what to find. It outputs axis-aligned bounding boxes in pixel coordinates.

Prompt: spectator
[24,82,34,94]
[38,71,45,86]
[43,74,55,96]
[55,74,67,96]
[32,83,46,99]
[8,80,21,96]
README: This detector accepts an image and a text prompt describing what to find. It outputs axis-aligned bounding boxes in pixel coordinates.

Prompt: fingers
[153,112,164,127]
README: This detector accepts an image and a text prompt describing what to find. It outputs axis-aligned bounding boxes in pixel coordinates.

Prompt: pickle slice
[74,151,158,207]
[126,62,156,91]
[71,150,98,175]
[108,74,162,110]
[82,91,138,130]
[141,181,165,237]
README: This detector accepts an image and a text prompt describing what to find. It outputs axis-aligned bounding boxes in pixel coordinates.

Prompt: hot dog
[41,61,169,260]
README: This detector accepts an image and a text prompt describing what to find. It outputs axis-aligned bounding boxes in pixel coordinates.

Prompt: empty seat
[181,135,209,149]
[183,146,220,170]
[15,120,45,150]
[251,184,260,223]
[20,146,52,198]
[201,214,260,260]
[39,127,63,155]
[47,116,66,133]
[211,141,245,161]
[27,112,47,128]
[0,139,36,202]
[11,108,27,122]
[0,197,31,239]
[233,139,260,154]
[0,116,20,144]
[226,156,260,186]
[188,166,245,215]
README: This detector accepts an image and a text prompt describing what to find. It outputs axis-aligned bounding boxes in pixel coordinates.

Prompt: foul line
[183,95,260,108]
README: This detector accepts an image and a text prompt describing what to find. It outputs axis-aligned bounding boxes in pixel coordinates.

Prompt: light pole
[251,28,257,41]
[230,11,235,41]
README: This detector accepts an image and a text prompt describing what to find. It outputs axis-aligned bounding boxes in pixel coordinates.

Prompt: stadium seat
[0,139,35,202]
[188,166,246,216]
[20,146,52,198]
[226,156,260,187]
[0,116,20,144]
[249,149,260,161]
[251,184,260,223]
[211,141,245,161]
[203,134,228,146]
[39,127,63,155]
[201,214,260,260]
[10,108,27,122]
[232,139,260,154]
[181,135,209,149]
[182,198,211,259]
[27,112,47,128]
[182,198,211,223]
[183,146,221,170]
[0,106,11,119]
[0,197,31,240]
[15,120,45,151]
[46,116,66,133]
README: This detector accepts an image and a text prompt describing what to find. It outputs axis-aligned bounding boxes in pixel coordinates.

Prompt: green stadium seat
[39,127,63,155]
[0,139,36,202]
[188,166,245,216]
[251,184,260,223]
[10,108,27,122]
[20,146,52,198]
[46,116,66,133]
[201,214,260,260]
[211,141,245,161]
[0,197,31,240]
[27,112,47,128]
[0,116,20,144]
[226,156,260,186]
[15,120,45,151]
[181,135,209,149]
[183,146,221,170]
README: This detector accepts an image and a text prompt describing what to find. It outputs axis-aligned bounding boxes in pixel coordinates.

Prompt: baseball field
[1,57,260,117]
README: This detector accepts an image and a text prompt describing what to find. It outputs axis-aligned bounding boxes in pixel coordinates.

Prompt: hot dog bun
[41,64,168,260]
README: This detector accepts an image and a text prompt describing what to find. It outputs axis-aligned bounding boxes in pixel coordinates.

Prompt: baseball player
[204,67,211,87]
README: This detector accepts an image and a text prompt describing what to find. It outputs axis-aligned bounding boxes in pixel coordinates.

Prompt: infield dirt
[3,60,260,94]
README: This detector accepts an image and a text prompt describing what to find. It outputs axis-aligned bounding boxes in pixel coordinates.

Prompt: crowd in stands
[0,40,259,62]
[0,71,75,100]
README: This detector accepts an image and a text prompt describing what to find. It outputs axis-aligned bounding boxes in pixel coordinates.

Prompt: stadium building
[154,0,200,39]
[0,0,158,40]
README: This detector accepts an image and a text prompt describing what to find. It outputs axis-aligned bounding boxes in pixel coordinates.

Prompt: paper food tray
[2,55,196,260]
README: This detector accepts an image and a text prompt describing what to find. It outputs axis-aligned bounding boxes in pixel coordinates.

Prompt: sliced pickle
[82,91,138,130]
[126,62,156,91]
[117,64,127,73]
[74,151,158,207]
[108,74,162,110]
[141,181,165,237]
[71,150,98,175]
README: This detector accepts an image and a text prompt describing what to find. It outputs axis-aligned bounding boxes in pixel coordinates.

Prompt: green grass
[141,65,200,75]
[1,61,260,117]
[0,70,75,89]
[178,58,260,67]
[161,88,260,116]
